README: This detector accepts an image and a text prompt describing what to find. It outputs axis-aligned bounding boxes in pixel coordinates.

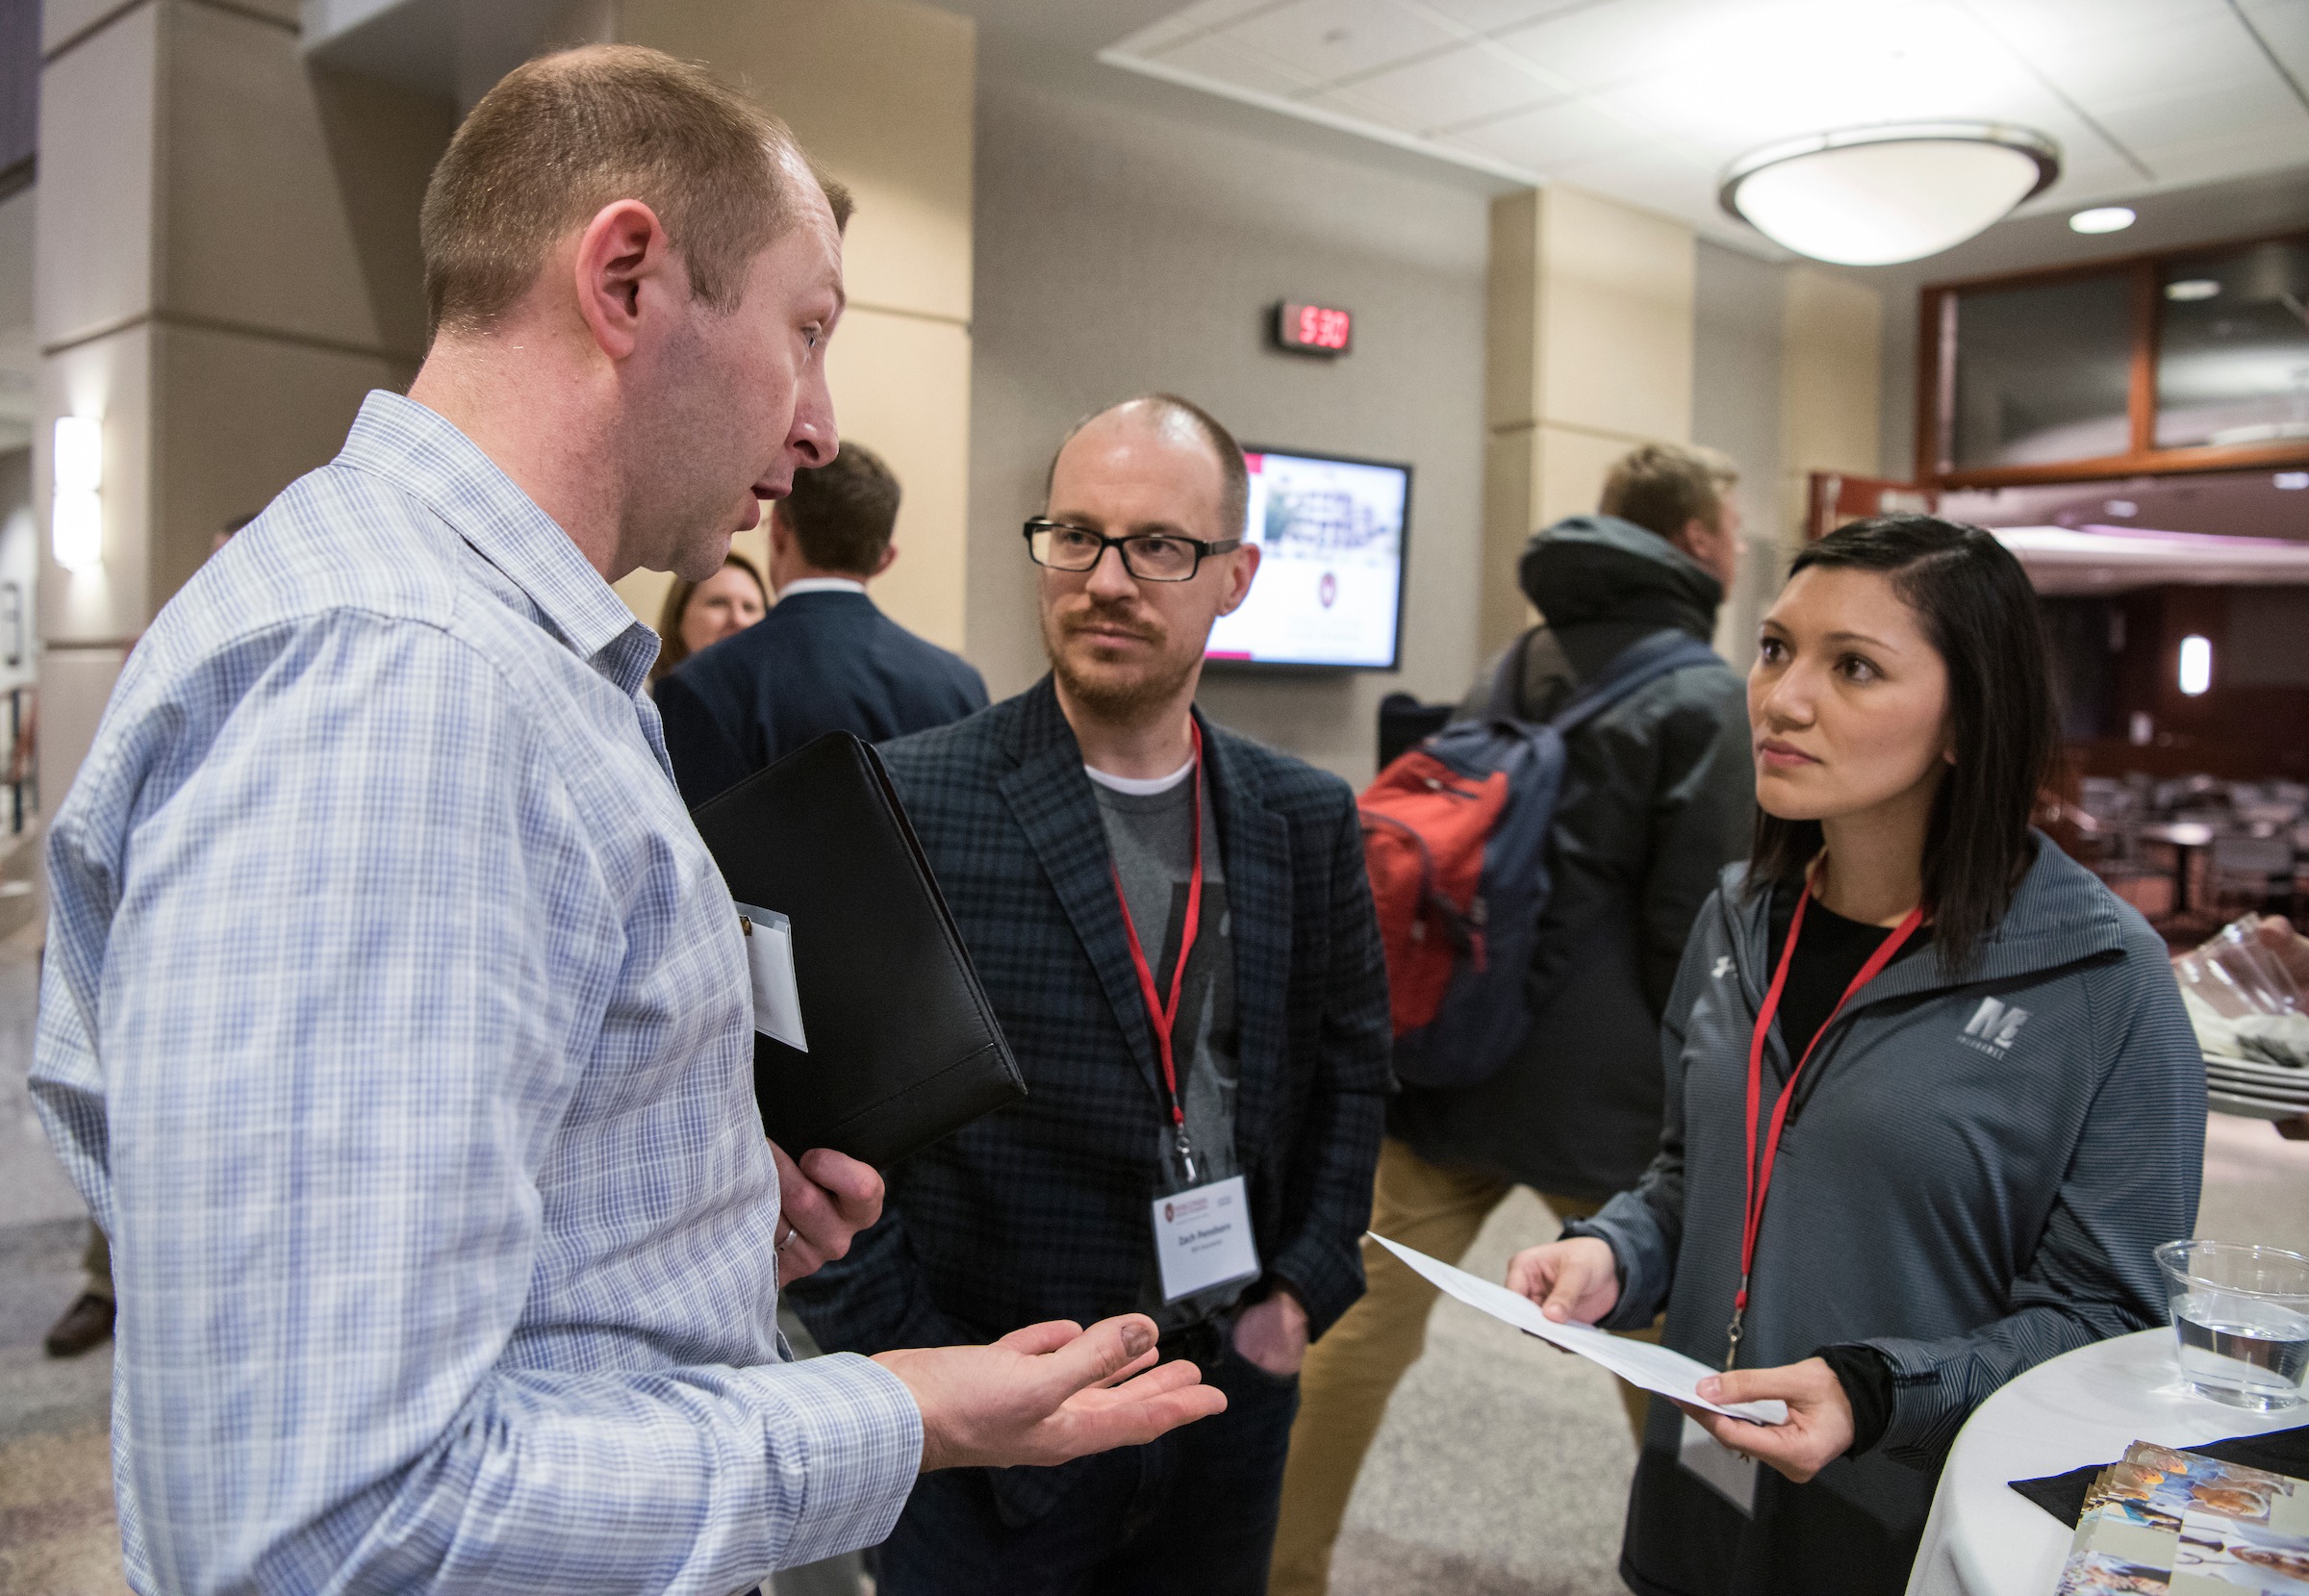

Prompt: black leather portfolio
[689,731,1027,1167]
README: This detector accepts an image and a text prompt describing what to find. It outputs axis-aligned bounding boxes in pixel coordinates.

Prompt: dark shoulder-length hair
[1748,514,2055,973]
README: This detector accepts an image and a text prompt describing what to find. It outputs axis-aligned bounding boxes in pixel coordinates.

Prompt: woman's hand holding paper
[1686,1358,1854,1482]
[1506,1237,1622,1326]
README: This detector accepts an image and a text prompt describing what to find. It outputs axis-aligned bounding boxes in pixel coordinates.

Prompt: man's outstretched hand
[874,1315,1228,1472]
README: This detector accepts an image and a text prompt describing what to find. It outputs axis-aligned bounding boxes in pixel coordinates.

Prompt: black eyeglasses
[1023,518,1243,583]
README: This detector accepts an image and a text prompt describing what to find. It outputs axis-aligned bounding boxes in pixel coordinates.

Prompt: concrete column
[1482,183,1694,655]
[34,0,448,810]
[613,0,977,655]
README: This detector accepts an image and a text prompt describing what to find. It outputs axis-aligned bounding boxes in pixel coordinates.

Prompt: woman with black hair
[1508,516,2204,1594]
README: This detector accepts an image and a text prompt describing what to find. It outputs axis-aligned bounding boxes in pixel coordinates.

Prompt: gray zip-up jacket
[1572,838,2204,1589]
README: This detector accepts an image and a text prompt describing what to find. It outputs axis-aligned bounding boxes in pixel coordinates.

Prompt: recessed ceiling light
[2276,472,2309,490]
[1719,122,2060,266]
[2068,206,2136,234]
[2166,279,2221,302]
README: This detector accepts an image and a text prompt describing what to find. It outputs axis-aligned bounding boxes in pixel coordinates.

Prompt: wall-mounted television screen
[1205,446,1410,671]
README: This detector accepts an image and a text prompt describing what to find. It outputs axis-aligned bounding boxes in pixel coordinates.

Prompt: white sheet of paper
[735,903,807,1053]
[1367,1233,1788,1426]
[1154,1175,1261,1303]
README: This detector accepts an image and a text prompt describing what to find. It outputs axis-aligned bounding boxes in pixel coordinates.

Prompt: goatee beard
[1045,617,1198,723]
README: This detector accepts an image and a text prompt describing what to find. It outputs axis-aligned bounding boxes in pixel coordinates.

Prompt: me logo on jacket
[1960,996,2032,1055]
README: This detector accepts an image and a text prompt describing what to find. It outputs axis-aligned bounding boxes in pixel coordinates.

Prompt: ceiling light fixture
[1720,121,2060,266]
[2166,278,2221,302]
[2069,206,2136,235]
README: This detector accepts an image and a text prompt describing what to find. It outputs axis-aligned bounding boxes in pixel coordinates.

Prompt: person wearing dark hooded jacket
[1270,443,1755,1596]
[1509,515,2204,1595]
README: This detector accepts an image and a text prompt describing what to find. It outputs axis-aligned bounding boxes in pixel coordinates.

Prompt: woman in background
[1510,516,2204,1594]
[651,552,768,687]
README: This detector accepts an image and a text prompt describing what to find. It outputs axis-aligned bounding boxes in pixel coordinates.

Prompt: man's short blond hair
[1598,443,1738,543]
[419,44,850,340]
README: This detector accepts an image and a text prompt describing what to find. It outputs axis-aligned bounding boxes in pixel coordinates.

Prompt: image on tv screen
[1205,447,1409,670]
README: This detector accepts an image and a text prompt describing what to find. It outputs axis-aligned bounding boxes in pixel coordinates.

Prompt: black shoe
[43,1291,114,1357]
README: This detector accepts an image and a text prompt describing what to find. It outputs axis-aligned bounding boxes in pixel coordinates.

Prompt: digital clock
[1273,300,1353,356]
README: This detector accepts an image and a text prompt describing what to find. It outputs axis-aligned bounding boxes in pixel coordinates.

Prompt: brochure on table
[2055,1438,2309,1593]
[1368,1233,1788,1427]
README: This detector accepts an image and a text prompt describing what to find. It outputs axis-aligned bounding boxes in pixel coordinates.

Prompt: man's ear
[871,544,899,578]
[1218,543,1262,616]
[571,199,676,363]
[1676,517,1717,567]
[767,507,794,558]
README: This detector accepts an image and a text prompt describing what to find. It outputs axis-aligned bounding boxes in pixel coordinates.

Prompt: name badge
[1151,1175,1260,1303]
[734,903,808,1052]
[1679,1413,1759,1516]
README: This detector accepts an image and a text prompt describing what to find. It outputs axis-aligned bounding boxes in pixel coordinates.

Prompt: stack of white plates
[2205,1052,2309,1121]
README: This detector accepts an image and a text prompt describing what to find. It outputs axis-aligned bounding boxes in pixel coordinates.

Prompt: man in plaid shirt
[30,47,1218,1596]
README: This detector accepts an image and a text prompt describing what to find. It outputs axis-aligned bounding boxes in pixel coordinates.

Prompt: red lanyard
[1111,722,1205,1167]
[1727,871,1924,1365]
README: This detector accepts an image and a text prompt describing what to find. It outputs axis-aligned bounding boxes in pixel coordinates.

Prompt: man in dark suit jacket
[787,395,1391,1596]
[657,442,987,806]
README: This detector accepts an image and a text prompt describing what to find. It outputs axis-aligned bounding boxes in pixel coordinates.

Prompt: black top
[1764,879,1932,1462]
[1764,882,1931,1074]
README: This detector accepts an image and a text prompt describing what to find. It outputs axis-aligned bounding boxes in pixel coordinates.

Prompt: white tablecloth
[1905,1327,2302,1596]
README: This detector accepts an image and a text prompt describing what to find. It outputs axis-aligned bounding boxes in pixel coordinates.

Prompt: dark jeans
[873,1333,1301,1596]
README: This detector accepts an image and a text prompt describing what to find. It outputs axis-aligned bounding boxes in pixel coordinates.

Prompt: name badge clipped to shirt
[1679,1412,1759,1516]
[734,903,808,1052]
[1152,1175,1261,1304]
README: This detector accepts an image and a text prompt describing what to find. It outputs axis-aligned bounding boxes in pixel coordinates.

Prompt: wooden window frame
[1916,226,2309,489]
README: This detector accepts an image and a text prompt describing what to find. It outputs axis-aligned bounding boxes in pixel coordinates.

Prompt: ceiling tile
[1141,31,1330,97]
[1113,0,1301,56]
[2095,80,2309,157]
[1488,0,1723,91]
[2238,0,2309,81]
[2143,127,2309,190]
[1295,82,1427,131]
[2018,9,2280,109]
[1454,93,1654,172]
[1216,0,1464,84]
[1973,0,2237,66]
[1334,41,1567,129]
[1407,0,1610,36]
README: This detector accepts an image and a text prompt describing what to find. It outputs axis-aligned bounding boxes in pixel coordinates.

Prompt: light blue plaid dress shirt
[30,391,923,1594]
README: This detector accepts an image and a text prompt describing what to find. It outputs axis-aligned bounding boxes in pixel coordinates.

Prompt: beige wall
[1777,265,1883,556]
[34,0,449,812]
[612,0,977,655]
[1483,184,1695,655]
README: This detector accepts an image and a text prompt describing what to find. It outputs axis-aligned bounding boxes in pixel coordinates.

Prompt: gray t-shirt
[1089,764,1246,1327]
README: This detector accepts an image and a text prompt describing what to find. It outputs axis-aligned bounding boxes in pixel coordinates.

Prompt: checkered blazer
[788,674,1389,1372]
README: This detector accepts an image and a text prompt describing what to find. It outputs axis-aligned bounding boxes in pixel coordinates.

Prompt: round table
[1904,1327,2302,1596]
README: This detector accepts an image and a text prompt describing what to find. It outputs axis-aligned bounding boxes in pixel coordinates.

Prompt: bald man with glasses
[784,394,1391,1595]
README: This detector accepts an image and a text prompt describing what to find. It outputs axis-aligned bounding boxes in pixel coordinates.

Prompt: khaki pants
[1267,1137,1656,1596]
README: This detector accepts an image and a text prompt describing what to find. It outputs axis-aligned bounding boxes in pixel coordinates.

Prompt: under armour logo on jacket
[1960,996,2032,1054]
[1712,956,1735,979]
